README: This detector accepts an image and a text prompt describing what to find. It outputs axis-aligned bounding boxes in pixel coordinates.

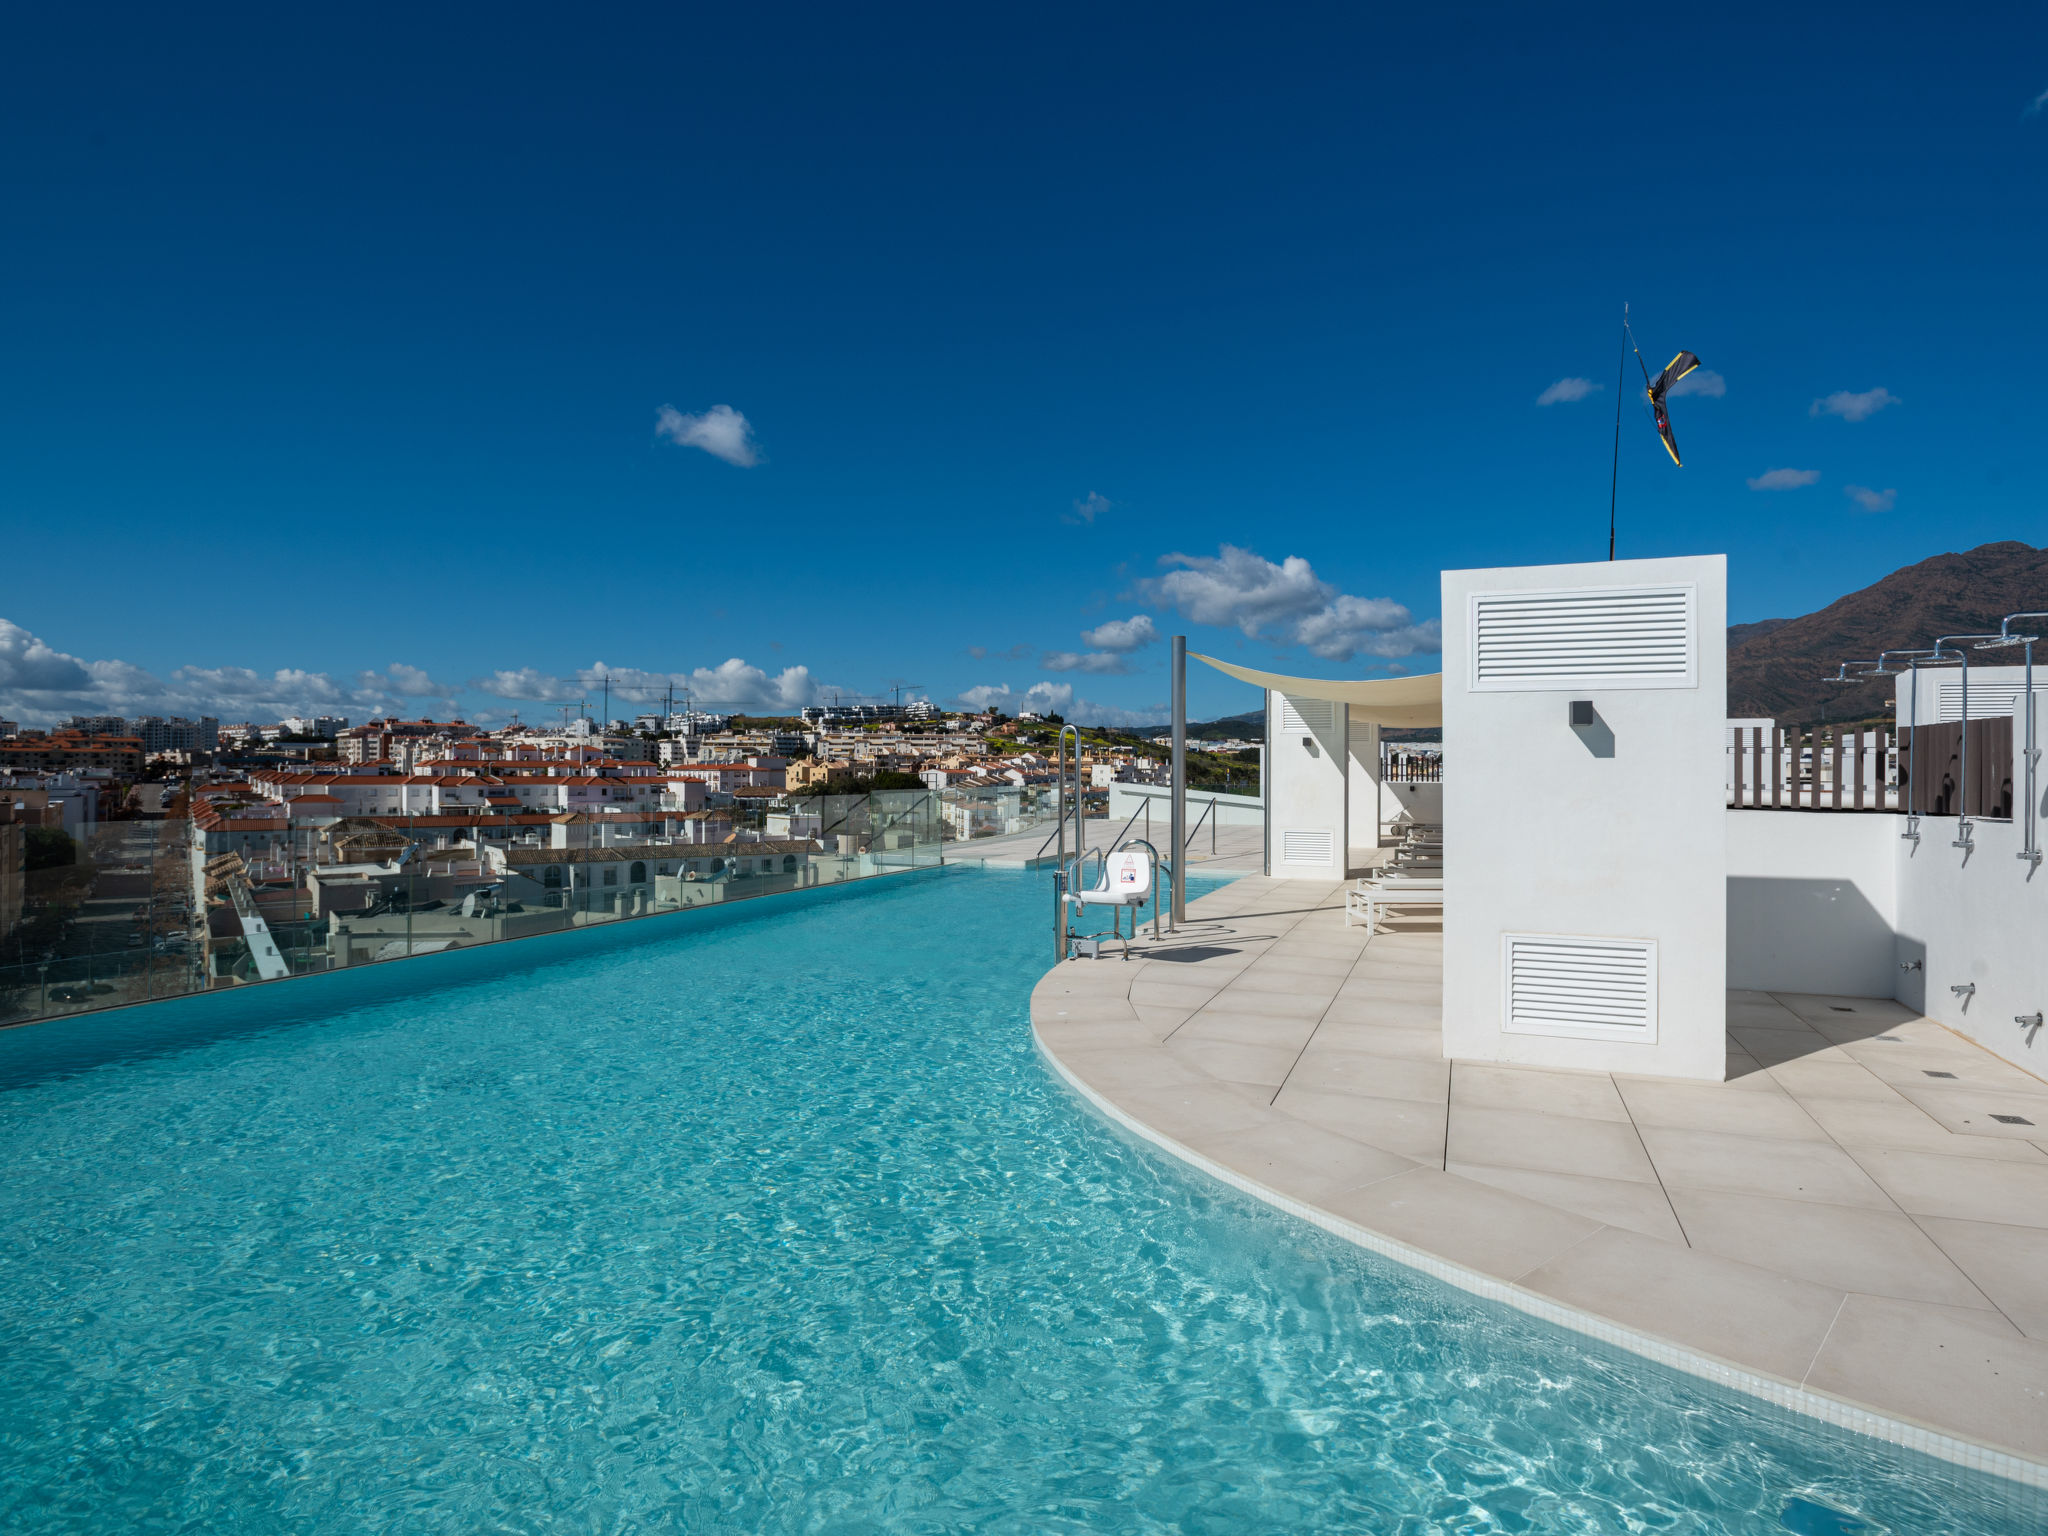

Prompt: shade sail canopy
[1190,653,1443,728]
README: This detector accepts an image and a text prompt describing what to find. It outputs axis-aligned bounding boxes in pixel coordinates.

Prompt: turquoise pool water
[0,868,2036,1533]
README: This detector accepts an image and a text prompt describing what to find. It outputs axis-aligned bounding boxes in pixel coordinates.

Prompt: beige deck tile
[1283,1048,1450,1104]
[1170,1010,1320,1049]
[1128,978,1230,1012]
[1727,987,1781,1005]
[1635,1125,1895,1210]
[1037,1016,1177,1052]
[1806,1015,1943,1046]
[1452,1063,1634,1123]
[1181,1117,1420,1205]
[1615,1077,1832,1141]
[1448,1161,1685,1241]
[1320,997,1441,1033]
[1769,992,1918,1025]
[1722,1046,1772,1085]
[1264,936,1373,962]
[1321,1166,1604,1285]
[1202,987,1334,1024]
[1335,973,1443,1000]
[1226,966,1346,999]
[1307,1022,1447,1061]
[1164,1037,1302,1091]
[1847,1146,2048,1226]
[1794,1094,2048,1163]
[1131,1005,1194,1037]
[1729,1026,1849,1069]
[1664,1188,1994,1310]
[1913,1216,2048,1339]
[1803,1294,2048,1464]
[1052,1043,1212,1097]
[1242,952,1358,981]
[1518,1227,1848,1384]
[1891,1084,2048,1141]
[1850,1045,2048,1095]
[1114,1079,1276,1143]
[1273,1085,1449,1164]
[1447,1104,1658,1184]
[1726,998,1808,1030]
[1764,1058,1902,1102]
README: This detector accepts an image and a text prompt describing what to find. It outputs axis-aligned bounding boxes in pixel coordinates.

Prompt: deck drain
[1922,1070,1957,1079]
[1828,1005,1854,1013]
[1873,1035,1901,1042]
[1991,1114,2034,1126]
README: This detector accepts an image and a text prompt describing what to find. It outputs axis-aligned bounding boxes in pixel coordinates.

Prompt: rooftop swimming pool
[0,867,2037,1533]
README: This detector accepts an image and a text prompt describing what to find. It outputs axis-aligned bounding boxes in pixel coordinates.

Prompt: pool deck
[1030,875,2048,1483]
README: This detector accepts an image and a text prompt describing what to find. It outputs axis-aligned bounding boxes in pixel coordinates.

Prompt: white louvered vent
[1279,695,1336,735]
[1502,934,1658,1042]
[1934,683,2025,722]
[1470,585,1696,691]
[1281,829,1335,866]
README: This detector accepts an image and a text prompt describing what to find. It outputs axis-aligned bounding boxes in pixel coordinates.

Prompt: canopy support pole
[1171,635,1187,925]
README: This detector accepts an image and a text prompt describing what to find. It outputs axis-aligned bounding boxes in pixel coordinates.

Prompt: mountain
[1726,541,2048,723]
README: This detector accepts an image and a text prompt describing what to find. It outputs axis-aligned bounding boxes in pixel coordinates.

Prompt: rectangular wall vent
[1934,683,2025,722]
[1281,829,1335,866]
[1470,585,1696,692]
[1502,934,1658,1042]
[1279,695,1336,735]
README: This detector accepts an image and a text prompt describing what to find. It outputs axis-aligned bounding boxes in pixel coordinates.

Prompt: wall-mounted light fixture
[1569,700,1594,727]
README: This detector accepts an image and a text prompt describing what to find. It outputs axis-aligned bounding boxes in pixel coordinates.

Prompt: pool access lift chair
[1063,841,1161,961]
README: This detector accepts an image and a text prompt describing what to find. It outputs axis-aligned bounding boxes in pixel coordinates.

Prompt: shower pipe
[1978,613,2048,869]
[1933,634,2013,849]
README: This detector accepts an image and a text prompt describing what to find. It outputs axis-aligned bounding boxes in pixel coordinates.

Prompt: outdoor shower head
[1826,659,1888,682]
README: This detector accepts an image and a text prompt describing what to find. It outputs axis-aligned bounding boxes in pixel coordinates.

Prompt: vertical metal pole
[1170,636,1187,924]
[1960,651,1970,840]
[1903,663,1919,840]
[2025,639,2039,867]
[1261,692,1272,877]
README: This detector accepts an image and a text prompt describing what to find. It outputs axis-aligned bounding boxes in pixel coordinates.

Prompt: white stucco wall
[1442,555,1728,1080]
[1894,813,2048,1076]
[1266,689,1349,880]
[1346,714,1381,857]
[1106,783,1264,831]
[1726,811,1898,997]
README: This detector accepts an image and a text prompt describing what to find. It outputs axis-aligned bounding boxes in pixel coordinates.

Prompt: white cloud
[2027,84,2048,116]
[1668,368,1725,398]
[1747,467,1822,491]
[1041,651,1131,675]
[671,658,819,712]
[0,619,94,693]
[1536,377,1600,406]
[473,667,574,702]
[1079,614,1157,653]
[952,680,1159,727]
[1810,387,1899,423]
[1063,491,1112,525]
[0,620,832,729]
[654,403,761,466]
[1845,484,1897,514]
[371,663,460,697]
[483,659,823,714]
[1134,544,1439,663]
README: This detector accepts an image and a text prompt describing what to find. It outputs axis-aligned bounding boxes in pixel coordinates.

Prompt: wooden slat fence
[1726,726,1900,810]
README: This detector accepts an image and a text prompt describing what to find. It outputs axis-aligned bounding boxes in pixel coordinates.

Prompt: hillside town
[1,703,1264,1009]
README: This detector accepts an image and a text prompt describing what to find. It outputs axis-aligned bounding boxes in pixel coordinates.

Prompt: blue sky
[3,5,2045,728]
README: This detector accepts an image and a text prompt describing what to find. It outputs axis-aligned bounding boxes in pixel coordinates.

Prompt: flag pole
[1608,302,1626,561]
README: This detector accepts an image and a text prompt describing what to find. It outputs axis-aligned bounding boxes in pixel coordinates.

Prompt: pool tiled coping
[1029,875,2048,1488]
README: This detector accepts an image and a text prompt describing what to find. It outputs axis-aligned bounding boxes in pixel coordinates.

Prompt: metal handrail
[1184,795,1215,853]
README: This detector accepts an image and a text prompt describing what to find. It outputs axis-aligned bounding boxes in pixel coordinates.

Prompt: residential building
[0,735,144,778]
